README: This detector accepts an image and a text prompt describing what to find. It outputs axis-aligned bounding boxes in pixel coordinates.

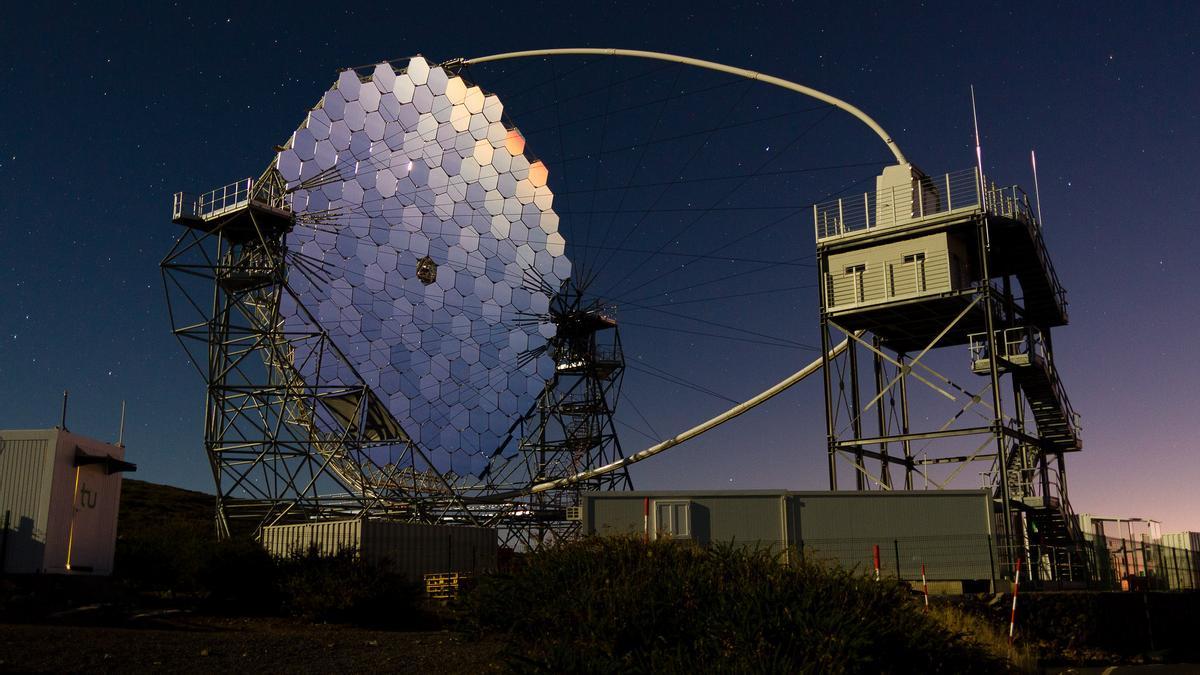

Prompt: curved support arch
[462,47,908,166]
[471,335,853,500]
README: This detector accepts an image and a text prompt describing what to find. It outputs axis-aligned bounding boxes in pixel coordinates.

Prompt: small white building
[0,428,135,575]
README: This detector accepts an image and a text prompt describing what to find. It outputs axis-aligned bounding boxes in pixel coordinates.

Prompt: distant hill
[118,478,214,539]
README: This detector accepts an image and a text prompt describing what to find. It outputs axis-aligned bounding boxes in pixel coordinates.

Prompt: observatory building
[814,162,1084,582]
[0,428,135,575]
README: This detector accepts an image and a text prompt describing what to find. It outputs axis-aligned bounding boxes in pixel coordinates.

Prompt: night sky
[3,2,1198,531]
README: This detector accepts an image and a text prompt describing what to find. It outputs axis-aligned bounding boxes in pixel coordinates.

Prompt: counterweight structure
[815,165,1087,583]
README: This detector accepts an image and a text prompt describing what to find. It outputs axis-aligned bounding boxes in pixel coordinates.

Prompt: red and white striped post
[921,563,929,610]
[873,544,881,582]
[643,497,650,543]
[1008,557,1023,645]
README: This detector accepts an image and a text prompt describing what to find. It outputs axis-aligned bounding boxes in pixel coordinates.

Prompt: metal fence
[780,533,1200,592]
[801,534,996,585]
[1084,534,1200,591]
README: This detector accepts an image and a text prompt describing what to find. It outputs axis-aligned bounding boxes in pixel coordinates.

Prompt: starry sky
[2,2,1198,531]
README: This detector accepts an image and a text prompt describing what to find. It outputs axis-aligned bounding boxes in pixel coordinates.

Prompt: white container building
[0,428,135,575]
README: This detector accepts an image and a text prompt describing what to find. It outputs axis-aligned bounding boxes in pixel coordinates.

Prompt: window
[844,263,866,303]
[654,500,691,539]
[902,252,926,293]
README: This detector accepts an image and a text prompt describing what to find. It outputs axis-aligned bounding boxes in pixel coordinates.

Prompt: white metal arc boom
[462,47,908,165]
[472,336,853,500]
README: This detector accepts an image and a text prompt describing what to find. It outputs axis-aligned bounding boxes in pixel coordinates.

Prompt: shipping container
[261,519,497,582]
[1160,532,1200,552]
[0,428,135,575]
[584,489,995,585]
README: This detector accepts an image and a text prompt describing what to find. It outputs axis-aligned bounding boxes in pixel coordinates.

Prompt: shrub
[463,536,1011,673]
[197,537,284,613]
[275,546,423,625]
[113,520,210,591]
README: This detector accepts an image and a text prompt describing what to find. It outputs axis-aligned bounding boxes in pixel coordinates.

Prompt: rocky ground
[0,613,503,673]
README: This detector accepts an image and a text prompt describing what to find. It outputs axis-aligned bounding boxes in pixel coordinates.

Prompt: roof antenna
[970,85,991,251]
[60,390,69,431]
[117,400,127,448]
[970,85,985,188]
[1030,149,1044,227]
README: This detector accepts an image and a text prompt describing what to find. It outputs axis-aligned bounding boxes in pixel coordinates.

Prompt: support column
[872,335,892,489]
[849,341,865,490]
[979,217,1015,576]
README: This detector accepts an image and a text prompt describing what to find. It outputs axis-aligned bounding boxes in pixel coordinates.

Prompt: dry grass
[929,604,1037,673]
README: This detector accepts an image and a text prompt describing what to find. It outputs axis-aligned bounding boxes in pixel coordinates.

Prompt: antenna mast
[1031,149,1044,226]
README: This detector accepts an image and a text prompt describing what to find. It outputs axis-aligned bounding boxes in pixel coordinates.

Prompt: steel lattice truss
[163,58,629,541]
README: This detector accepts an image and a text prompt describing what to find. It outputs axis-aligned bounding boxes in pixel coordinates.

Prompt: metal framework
[164,50,1093,577]
[163,169,461,537]
[163,49,913,545]
[162,169,632,542]
[496,282,632,549]
[815,166,1089,584]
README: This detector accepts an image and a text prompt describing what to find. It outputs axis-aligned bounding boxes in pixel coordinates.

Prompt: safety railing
[171,173,293,223]
[968,327,1082,439]
[172,191,199,221]
[968,326,1045,367]
[199,178,254,219]
[983,180,1069,320]
[814,168,982,240]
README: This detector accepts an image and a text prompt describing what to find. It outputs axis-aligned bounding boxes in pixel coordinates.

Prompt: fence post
[643,497,649,543]
[1009,557,1022,645]
[1170,547,1179,591]
[921,563,929,610]
[987,535,997,593]
[894,539,902,580]
[1,510,9,574]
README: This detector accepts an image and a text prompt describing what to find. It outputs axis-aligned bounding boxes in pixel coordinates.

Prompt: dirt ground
[0,615,505,674]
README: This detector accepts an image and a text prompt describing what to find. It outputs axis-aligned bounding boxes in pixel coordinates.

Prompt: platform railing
[968,326,1081,440]
[199,178,254,219]
[172,173,293,223]
[813,168,982,240]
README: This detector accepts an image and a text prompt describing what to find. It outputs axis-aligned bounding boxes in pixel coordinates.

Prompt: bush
[463,536,1011,673]
[114,520,210,591]
[197,537,284,614]
[115,528,423,625]
[275,546,423,625]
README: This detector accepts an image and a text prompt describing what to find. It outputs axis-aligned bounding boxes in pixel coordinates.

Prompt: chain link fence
[790,534,1200,592]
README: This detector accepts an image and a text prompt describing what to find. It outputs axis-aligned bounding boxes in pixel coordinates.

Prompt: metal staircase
[970,327,1081,453]
[971,327,1090,582]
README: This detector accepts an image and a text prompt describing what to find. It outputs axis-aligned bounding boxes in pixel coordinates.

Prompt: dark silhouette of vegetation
[462,536,1012,673]
[111,481,423,625]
